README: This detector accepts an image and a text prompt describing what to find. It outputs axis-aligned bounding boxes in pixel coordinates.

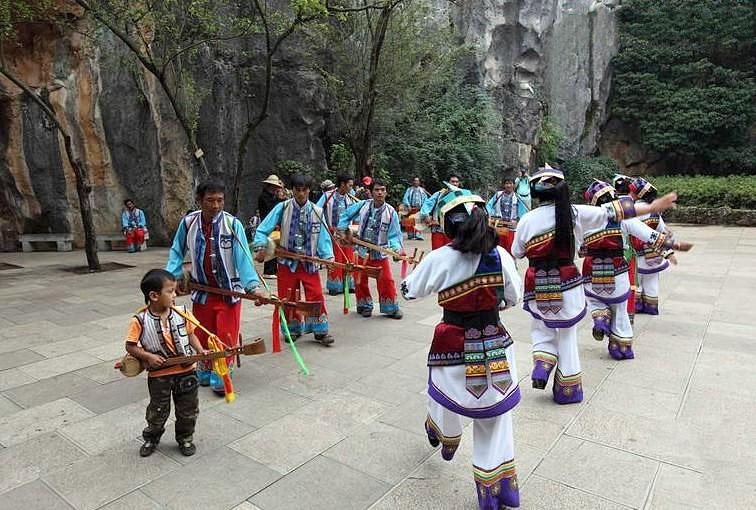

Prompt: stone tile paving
[0,225,754,509]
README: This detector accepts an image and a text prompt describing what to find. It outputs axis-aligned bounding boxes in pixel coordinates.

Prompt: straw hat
[262,174,283,187]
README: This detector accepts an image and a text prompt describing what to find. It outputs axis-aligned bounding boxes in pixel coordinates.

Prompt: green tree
[74,0,257,177]
[316,0,498,198]
[562,157,619,202]
[0,1,101,270]
[535,116,563,167]
[230,0,330,213]
[315,0,409,177]
[375,81,499,199]
[612,0,756,173]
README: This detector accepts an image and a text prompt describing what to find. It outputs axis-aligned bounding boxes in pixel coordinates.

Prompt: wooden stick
[158,340,265,367]
[348,236,424,265]
[274,248,382,278]
[185,282,321,317]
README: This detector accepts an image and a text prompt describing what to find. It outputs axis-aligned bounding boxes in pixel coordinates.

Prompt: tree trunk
[232,118,264,215]
[61,131,101,271]
[0,65,101,271]
[351,3,396,179]
[231,1,302,214]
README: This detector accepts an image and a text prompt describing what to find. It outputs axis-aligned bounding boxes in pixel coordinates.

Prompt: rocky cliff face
[0,1,621,249]
[455,0,621,169]
[0,8,330,249]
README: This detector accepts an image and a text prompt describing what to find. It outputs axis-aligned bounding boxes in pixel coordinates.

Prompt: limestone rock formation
[0,10,329,248]
[0,1,621,249]
[455,0,622,168]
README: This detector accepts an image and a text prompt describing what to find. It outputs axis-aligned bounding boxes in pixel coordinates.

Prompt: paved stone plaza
[0,224,754,510]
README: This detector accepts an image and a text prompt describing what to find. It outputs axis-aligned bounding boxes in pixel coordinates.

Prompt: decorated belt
[528,258,573,314]
[442,308,513,399]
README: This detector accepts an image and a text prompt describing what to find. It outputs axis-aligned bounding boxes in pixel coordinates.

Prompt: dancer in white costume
[628,177,675,315]
[581,180,693,360]
[511,166,680,404]
[401,188,522,509]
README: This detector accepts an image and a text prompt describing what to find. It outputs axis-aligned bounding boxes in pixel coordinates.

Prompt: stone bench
[19,233,73,252]
[97,233,147,252]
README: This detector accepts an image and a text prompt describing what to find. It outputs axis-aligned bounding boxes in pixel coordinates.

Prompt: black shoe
[390,310,403,320]
[284,332,302,344]
[532,379,547,390]
[179,441,196,457]
[592,327,605,341]
[314,334,335,346]
[348,288,356,294]
[140,440,158,457]
[328,289,342,296]
[359,310,372,318]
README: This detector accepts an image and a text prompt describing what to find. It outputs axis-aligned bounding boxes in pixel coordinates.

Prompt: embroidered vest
[356,201,394,259]
[492,192,516,221]
[278,199,323,272]
[523,230,581,314]
[581,221,625,295]
[322,190,359,229]
[182,211,245,304]
[135,305,194,361]
[406,187,425,208]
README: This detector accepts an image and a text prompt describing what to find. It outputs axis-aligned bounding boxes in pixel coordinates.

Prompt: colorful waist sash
[434,309,514,399]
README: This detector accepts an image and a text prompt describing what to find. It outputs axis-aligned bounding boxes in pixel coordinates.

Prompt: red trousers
[355,257,399,314]
[276,263,328,335]
[192,294,241,366]
[431,232,451,250]
[326,241,355,293]
[125,228,145,246]
[497,229,515,255]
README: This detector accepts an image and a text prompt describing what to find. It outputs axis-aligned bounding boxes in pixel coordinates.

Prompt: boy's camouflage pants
[143,370,199,444]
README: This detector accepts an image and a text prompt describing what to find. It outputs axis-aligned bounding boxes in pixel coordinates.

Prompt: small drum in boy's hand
[116,354,144,377]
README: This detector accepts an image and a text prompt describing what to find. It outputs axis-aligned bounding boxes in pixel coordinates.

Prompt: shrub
[562,157,620,202]
[535,117,563,167]
[274,160,327,188]
[612,0,756,173]
[651,175,756,210]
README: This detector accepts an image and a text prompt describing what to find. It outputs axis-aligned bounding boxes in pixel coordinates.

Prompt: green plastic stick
[343,276,351,314]
[278,305,310,375]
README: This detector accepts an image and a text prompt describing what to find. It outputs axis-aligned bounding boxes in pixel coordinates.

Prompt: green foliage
[375,82,498,198]
[317,0,498,196]
[275,160,326,187]
[562,157,619,202]
[0,0,53,41]
[535,117,564,167]
[329,143,355,175]
[651,175,756,210]
[612,0,756,173]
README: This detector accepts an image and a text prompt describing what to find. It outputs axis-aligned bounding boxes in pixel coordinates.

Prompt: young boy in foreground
[125,269,208,457]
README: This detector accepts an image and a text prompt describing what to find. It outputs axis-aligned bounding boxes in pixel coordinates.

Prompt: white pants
[587,296,633,342]
[426,398,519,509]
[426,398,515,470]
[638,272,660,300]
[531,318,581,377]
